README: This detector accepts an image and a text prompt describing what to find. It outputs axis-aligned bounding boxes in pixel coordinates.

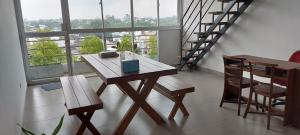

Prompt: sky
[20,0,177,20]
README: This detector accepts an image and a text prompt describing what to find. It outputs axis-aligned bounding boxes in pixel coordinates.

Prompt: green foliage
[149,35,158,58]
[117,34,132,51]
[29,39,66,66]
[18,115,64,135]
[80,36,104,54]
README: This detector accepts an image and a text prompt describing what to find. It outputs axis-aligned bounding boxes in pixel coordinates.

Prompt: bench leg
[76,111,101,135]
[169,94,189,119]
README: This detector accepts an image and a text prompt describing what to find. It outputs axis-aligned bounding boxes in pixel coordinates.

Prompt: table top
[233,55,300,70]
[81,51,177,84]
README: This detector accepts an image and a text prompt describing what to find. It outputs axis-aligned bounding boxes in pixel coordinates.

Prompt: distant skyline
[21,0,177,20]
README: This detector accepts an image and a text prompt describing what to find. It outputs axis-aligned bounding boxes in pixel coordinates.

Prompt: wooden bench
[60,75,103,135]
[154,75,195,119]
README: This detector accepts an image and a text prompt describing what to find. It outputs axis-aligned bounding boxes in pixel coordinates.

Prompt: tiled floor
[23,70,300,135]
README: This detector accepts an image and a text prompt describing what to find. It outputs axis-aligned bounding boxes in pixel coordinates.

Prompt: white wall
[183,0,300,72]
[159,29,181,65]
[0,0,27,134]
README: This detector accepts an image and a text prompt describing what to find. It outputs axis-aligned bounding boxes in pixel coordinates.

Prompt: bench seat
[60,75,102,135]
[154,75,195,119]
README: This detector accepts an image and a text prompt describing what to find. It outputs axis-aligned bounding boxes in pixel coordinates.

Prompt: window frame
[14,0,181,84]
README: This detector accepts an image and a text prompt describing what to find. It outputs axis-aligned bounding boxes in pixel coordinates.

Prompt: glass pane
[134,31,158,59]
[26,36,67,80]
[103,0,131,28]
[20,0,63,32]
[133,0,157,27]
[70,33,104,74]
[106,32,133,52]
[159,0,178,26]
[68,0,103,29]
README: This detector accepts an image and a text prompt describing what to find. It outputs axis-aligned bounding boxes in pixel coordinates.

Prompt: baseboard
[199,66,224,77]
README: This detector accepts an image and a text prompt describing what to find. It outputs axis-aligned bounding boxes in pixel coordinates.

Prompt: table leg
[137,79,145,93]
[96,82,107,96]
[113,76,165,135]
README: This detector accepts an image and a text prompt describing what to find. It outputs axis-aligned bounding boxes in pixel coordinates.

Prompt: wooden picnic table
[81,51,177,135]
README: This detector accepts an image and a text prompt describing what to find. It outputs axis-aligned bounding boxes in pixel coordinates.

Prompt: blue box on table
[121,59,140,73]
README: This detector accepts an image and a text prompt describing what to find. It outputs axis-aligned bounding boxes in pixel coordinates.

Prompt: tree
[29,28,66,66]
[149,35,158,58]
[80,36,104,54]
[29,39,66,66]
[117,34,132,51]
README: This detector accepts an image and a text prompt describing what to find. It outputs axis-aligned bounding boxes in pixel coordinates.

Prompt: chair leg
[255,93,259,110]
[262,96,266,112]
[243,89,254,118]
[237,88,242,116]
[219,81,228,107]
[267,97,272,130]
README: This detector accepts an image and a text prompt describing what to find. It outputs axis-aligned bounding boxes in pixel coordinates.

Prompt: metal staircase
[177,0,253,70]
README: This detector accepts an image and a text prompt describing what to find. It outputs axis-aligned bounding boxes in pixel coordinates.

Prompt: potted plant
[18,115,64,135]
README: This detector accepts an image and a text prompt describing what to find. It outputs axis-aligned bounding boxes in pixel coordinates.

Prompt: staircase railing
[181,0,219,46]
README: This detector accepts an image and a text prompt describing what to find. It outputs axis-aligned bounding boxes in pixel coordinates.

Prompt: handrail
[183,1,200,27]
[182,0,209,37]
[182,0,196,19]
[182,0,216,46]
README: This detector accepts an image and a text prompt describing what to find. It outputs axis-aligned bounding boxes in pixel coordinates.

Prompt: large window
[159,0,178,26]
[103,0,131,28]
[26,36,67,80]
[105,32,133,51]
[70,33,104,74]
[18,0,179,83]
[134,31,158,59]
[20,0,63,32]
[133,0,158,27]
[68,0,103,29]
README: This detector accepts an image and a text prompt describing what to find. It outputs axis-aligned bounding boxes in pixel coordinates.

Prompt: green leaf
[51,115,65,135]
[17,123,35,135]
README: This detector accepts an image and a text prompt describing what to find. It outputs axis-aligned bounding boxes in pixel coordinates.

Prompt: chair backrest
[289,50,300,63]
[223,56,245,87]
[249,61,278,95]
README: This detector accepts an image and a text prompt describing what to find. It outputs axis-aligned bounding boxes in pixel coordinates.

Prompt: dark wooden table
[81,51,177,135]
[232,55,300,128]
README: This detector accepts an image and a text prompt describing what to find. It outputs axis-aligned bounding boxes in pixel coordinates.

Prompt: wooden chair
[243,62,286,129]
[220,56,258,115]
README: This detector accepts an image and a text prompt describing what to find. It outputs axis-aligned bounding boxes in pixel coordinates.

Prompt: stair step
[192,54,200,58]
[218,0,246,3]
[194,31,221,36]
[182,47,206,52]
[208,11,238,15]
[186,59,194,64]
[201,22,229,26]
[187,40,212,44]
